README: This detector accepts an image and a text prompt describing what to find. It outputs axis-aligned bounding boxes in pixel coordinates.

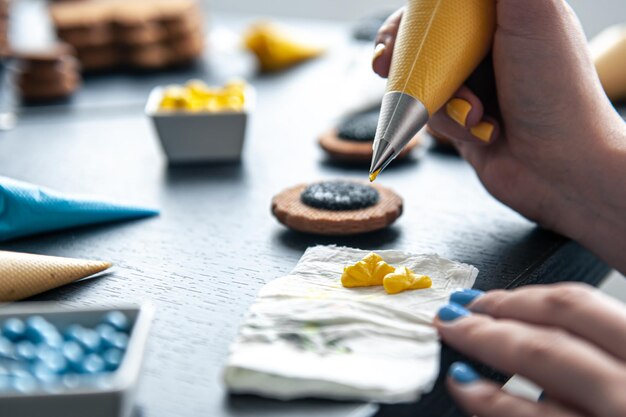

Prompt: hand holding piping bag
[369,0,496,179]
[373,1,626,274]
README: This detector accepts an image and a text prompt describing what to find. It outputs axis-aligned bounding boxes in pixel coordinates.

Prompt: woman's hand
[372,0,626,274]
[435,284,626,417]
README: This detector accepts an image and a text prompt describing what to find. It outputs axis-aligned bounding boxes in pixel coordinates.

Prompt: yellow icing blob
[243,21,325,72]
[158,79,247,112]
[383,267,432,295]
[369,169,381,183]
[341,252,395,288]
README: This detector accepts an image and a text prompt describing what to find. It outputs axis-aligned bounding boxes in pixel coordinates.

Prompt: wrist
[556,120,626,273]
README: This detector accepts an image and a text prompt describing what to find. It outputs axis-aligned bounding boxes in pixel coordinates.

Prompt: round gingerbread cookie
[319,109,422,163]
[271,180,403,235]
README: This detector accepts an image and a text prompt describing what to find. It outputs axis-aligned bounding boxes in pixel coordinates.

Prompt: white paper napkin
[223,245,478,403]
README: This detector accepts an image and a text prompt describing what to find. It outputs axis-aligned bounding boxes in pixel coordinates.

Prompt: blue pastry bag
[0,176,159,241]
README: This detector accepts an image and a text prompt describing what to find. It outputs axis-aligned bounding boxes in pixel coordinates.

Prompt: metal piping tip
[369,92,429,179]
[369,140,396,181]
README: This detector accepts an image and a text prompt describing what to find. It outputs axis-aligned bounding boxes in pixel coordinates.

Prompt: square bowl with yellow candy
[145,79,254,164]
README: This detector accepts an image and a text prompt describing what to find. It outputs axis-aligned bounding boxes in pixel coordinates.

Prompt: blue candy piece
[81,354,105,374]
[41,328,64,349]
[62,374,81,389]
[96,324,118,350]
[63,324,86,342]
[102,348,124,371]
[61,341,85,371]
[0,337,15,359]
[102,311,129,332]
[2,318,25,342]
[25,316,55,344]
[77,329,100,353]
[12,374,38,393]
[32,362,60,384]
[15,341,37,362]
[38,350,67,375]
[35,344,56,360]
[110,333,129,351]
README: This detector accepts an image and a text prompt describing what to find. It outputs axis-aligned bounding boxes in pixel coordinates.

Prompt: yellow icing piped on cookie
[341,252,395,288]
[383,267,432,295]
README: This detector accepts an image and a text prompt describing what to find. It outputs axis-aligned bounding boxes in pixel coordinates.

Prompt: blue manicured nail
[438,303,470,322]
[538,391,546,402]
[449,362,480,384]
[450,289,485,306]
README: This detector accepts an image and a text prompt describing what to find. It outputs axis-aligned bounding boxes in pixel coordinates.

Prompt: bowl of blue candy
[0,303,154,417]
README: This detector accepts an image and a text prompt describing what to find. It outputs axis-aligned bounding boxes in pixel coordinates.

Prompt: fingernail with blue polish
[438,303,470,322]
[449,362,480,384]
[450,289,485,306]
[538,391,547,402]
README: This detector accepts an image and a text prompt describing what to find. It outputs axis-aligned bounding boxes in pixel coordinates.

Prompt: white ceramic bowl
[0,303,154,417]
[145,86,254,164]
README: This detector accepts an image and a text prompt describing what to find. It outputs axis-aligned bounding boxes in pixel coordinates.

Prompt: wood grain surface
[0,14,617,417]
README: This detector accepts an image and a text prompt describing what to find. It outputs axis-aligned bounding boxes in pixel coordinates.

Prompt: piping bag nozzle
[370,92,429,179]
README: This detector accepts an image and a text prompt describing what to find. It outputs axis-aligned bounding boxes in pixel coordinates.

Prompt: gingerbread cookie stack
[15,44,81,103]
[0,0,9,57]
[49,0,204,72]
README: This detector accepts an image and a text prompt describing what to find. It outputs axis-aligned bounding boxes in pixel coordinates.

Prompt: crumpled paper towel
[223,245,478,403]
[0,250,112,301]
[0,176,158,241]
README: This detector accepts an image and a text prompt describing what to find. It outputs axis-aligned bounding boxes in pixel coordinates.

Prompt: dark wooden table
[0,11,617,417]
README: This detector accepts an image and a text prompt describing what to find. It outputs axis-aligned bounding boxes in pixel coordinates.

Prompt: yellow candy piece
[243,21,325,72]
[159,85,192,110]
[341,253,395,288]
[383,267,432,295]
[186,98,206,112]
[185,79,207,95]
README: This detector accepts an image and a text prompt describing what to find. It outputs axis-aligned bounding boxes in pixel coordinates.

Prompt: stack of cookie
[0,0,9,57]
[49,0,204,72]
[15,44,81,103]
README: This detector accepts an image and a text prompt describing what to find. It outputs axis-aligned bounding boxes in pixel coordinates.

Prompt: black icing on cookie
[337,110,379,142]
[300,181,379,211]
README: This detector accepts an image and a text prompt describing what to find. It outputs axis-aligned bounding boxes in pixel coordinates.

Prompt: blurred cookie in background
[352,11,393,42]
[319,106,422,163]
[14,43,81,103]
[49,0,204,72]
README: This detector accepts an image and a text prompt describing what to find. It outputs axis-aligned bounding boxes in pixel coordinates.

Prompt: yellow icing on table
[158,79,247,112]
[383,267,432,295]
[341,252,395,288]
